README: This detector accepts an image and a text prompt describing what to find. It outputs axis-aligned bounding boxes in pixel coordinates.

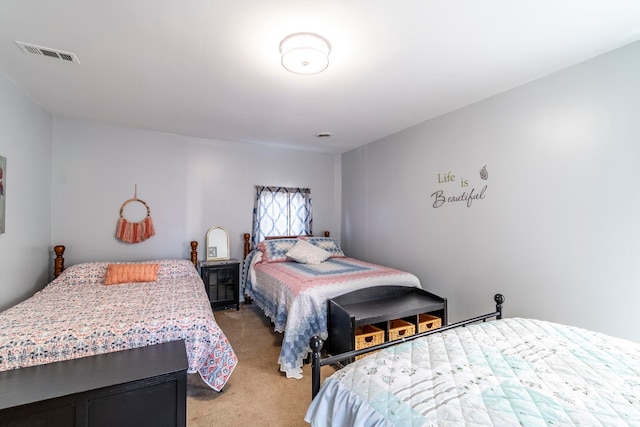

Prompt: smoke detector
[15,41,81,64]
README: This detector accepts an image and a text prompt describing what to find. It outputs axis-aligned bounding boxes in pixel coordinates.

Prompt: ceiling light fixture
[280,32,331,75]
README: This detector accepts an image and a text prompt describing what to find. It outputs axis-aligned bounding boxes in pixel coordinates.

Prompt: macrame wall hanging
[115,186,156,243]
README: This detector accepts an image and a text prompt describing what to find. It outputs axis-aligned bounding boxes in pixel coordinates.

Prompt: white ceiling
[1,1,640,154]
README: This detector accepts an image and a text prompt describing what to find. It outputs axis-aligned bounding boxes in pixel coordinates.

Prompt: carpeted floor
[186,304,336,426]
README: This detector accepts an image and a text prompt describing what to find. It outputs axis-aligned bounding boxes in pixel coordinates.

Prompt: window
[252,186,312,246]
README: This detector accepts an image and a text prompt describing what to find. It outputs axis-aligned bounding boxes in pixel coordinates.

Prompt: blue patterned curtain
[252,186,312,247]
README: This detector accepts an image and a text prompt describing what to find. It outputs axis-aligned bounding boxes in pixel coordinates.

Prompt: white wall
[52,117,341,266]
[342,41,640,342]
[0,72,53,311]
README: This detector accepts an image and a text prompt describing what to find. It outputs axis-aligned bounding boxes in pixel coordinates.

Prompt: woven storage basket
[354,324,385,360]
[389,319,416,341]
[418,313,442,333]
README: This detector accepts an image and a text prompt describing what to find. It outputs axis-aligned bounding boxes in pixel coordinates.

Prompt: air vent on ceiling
[15,41,81,64]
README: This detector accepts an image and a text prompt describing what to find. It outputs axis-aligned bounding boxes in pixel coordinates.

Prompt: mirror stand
[205,226,230,261]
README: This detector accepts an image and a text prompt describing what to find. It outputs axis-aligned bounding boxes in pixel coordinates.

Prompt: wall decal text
[431,165,489,208]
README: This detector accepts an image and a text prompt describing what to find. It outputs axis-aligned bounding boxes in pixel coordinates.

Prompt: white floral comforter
[0,259,237,391]
[306,318,640,426]
[243,253,421,379]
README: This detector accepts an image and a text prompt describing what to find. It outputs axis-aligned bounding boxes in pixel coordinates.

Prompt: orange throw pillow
[104,263,159,285]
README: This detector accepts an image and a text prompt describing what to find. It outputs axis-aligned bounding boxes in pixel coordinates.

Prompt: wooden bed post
[54,245,65,278]
[190,241,198,268]
[243,233,251,259]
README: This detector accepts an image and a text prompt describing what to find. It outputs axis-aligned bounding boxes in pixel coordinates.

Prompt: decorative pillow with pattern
[302,237,345,258]
[258,238,300,263]
[104,263,159,285]
[286,239,330,264]
[53,262,109,286]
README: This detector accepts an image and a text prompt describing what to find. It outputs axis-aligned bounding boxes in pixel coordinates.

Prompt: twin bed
[241,233,421,379]
[306,308,640,426]
[0,243,237,392]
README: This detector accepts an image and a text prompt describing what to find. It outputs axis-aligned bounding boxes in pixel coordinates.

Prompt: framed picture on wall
[0,155,5,234]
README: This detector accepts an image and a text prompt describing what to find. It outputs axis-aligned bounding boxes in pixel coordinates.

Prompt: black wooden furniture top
[199,259,240,267]
[329,285,447,327]
[0,340,187,411]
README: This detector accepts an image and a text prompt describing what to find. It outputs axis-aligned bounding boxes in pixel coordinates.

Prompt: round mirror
[205,226,230,260]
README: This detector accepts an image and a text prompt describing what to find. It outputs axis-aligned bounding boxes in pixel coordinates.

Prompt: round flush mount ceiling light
[280,32,331,75]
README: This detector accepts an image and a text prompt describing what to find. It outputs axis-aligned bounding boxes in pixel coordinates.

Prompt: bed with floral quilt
[242,236,421,379]
[0,258,237,391]
[305,317,640,426]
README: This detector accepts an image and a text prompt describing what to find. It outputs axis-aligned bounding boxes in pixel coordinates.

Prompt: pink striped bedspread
[246,256,421,379]
[0,259,236,391]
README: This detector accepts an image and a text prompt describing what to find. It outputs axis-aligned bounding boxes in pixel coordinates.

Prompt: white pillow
[286,239,330,264]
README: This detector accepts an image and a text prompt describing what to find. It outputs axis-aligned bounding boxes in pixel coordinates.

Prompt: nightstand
[199,260,240,311]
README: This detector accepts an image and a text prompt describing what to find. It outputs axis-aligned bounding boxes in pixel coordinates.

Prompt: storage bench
[327,286,447,360]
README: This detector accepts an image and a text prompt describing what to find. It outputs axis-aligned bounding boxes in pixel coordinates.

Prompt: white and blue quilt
[242,250,421,379]
[306,318,640,426]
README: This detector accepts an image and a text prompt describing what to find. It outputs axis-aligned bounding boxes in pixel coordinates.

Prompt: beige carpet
[187,304,336,426]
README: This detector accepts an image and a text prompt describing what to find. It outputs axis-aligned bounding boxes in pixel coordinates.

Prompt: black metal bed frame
[310,293,505,399]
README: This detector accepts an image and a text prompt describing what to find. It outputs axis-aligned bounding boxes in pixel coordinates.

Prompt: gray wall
[0,72,53,311]
[51,117,341,267]
[342,41,640,342]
